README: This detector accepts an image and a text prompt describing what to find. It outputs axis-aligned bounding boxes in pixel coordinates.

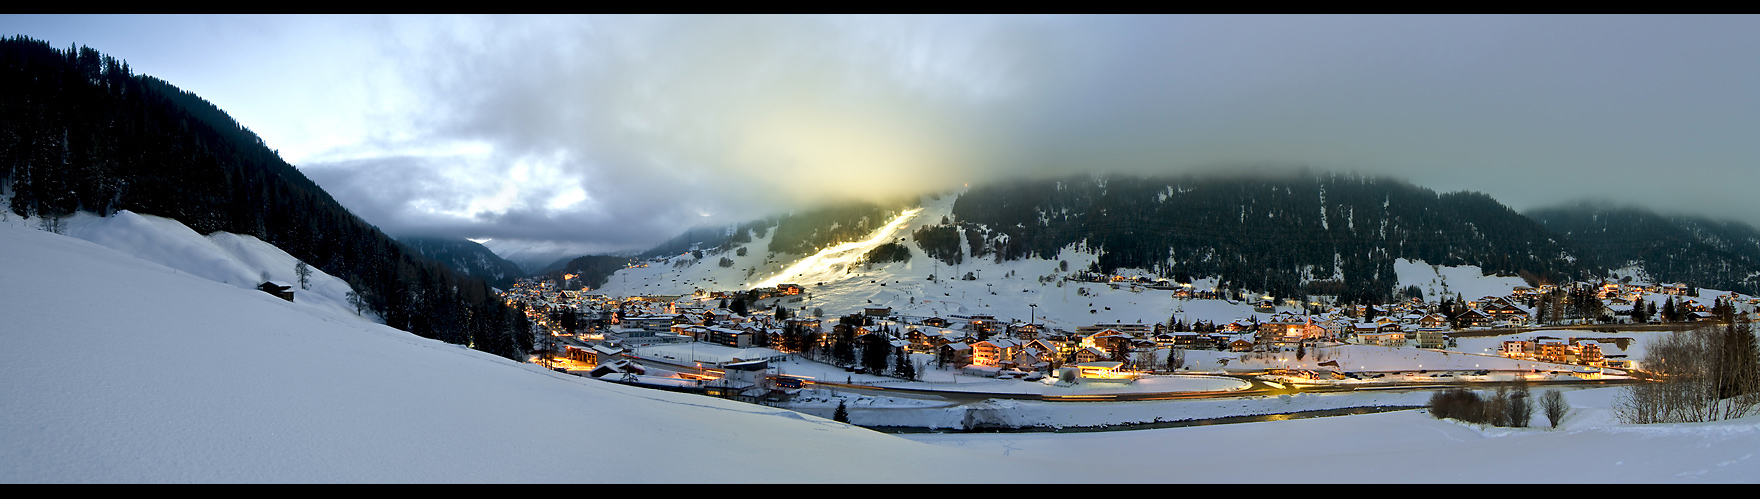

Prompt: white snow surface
[58,210,369,323]
[1394,258,1532,302]
[4,215,1760,483]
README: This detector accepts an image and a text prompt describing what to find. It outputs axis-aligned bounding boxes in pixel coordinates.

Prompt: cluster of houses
[1497,336,1638,370]
[501,271,1760,384]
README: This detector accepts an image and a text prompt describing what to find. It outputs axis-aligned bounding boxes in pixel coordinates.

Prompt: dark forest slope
[399,236,526,290]
[1528,203,1760,295]
[925,172,1593,303]
[0,37,531,359]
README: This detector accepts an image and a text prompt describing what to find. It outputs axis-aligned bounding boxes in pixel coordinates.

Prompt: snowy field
[4,213,1759,483]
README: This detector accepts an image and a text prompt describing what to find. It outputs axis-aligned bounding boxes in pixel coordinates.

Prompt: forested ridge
[926,173,1596,303]
[398,236,527,290]
[0,37,532,360]
[1528,203,1760,296]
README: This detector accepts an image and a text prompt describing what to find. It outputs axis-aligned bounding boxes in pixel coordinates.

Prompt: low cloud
[295,14,1760,251]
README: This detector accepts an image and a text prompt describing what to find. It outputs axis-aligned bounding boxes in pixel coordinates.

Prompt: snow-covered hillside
[55,210,369,323]
[0,216,1030,483]
[592,194,1573,331]
[5,216,1759,483]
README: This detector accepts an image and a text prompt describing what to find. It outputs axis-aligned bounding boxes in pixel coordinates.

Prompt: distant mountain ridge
[398,236,526,289]
[1527,203,1760,295]
[588,172,1760,303]
[920,172,1593,303]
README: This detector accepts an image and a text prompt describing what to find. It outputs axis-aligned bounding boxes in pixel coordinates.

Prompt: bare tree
[1133,349,1162,372]
[1541,389,1569,428]
[295,261,312,290]
[1616,321,1760,424]
[1508,380,1532,428]
[346,291,365,316]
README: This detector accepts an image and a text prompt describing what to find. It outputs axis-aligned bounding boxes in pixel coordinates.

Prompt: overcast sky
[6,15,1759,255]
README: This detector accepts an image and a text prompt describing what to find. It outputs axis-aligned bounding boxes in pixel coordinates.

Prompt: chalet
[863,306,892,317]
[1455,309,1495,328]
[1229,339,1255,352]
[937,342,973,367]
[1153,333,1178,348]
[970,339,1023,367]
[1262,320,1326,342]
[1074,346,1112,364]
[256,281,295,302]
[1203,334,1230,350]
[965,314,1001,336]
[904,327,943,352]
[1025,338,1063,355]
[1012,345,1055,371]
[1081,329,1134,360]
[1008,323,1043,340]
[1352,322,1381,338]
[1377,321,1404,334]
[588,359,645,378]
[1418,314,1450,329]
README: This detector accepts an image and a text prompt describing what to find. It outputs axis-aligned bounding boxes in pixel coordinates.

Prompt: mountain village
[499,255,1751,415]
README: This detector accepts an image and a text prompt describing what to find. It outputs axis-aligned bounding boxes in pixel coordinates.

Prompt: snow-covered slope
[57,210,368,323]
[5,217,1759,483]
[1394,258,1532,302]
[0,218,1032,483]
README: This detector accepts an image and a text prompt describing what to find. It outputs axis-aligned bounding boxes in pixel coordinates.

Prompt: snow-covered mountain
[589,193,1545,330]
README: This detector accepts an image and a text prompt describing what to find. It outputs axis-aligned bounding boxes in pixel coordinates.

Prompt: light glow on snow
[753,208,923,289]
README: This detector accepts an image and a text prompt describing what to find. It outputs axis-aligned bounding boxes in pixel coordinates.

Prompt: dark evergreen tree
[861,332,890,375]
[894,346,916,380]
